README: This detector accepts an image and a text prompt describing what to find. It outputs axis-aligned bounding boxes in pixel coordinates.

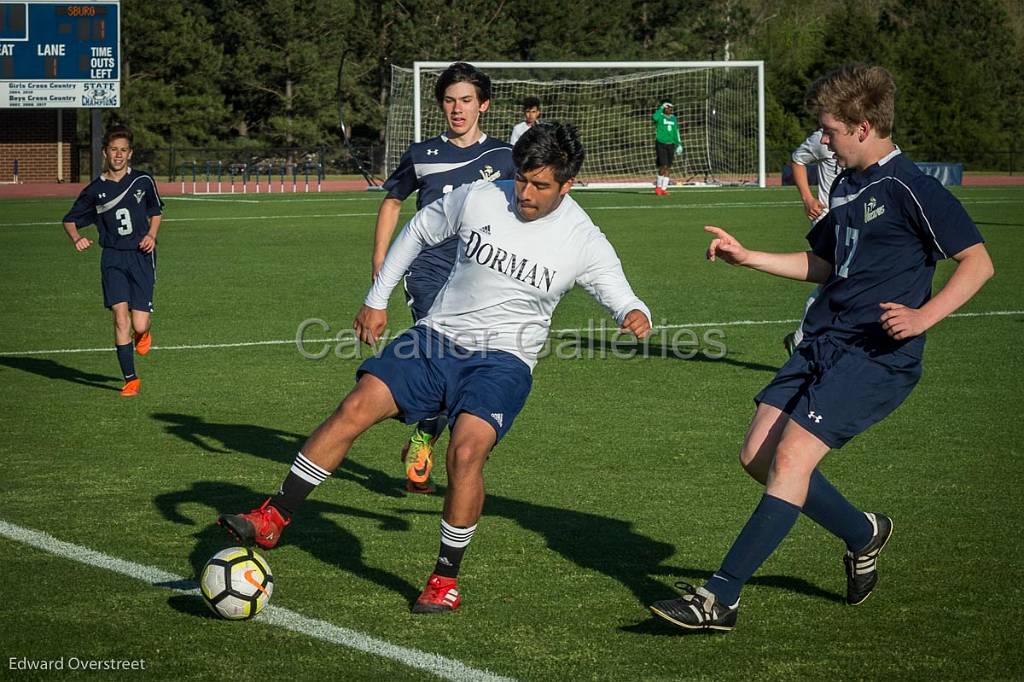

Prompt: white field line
[0,519,515,682]
[1,310,1021,357]
[165,195,380,204]
[166,196,260,204]
[3,198,1022,229]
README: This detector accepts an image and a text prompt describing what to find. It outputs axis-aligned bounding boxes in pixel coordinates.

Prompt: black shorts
[101,248,156,312]
[755,335,922,449]
[656,142,677,168]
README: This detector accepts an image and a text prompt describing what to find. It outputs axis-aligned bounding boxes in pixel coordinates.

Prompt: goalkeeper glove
[675,145,683,154]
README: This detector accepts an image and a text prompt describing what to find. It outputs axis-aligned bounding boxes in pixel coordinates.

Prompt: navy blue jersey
[63,169,164,250]
[805,150,983,357]
[383,134,514,277]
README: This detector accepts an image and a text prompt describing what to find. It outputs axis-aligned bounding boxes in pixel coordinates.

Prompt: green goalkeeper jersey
[652,105,681,144]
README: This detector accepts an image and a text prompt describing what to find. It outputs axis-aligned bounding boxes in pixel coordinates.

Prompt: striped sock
[433,519,477,578]
[271,452,330,519]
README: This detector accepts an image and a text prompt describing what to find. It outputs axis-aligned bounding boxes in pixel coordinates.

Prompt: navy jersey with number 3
[63,168,164,250]
[805,150,983,357]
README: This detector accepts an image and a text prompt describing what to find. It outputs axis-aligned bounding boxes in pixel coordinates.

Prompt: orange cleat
[134,330,152,356]
[401,429,436,493]
[120,378,141,397]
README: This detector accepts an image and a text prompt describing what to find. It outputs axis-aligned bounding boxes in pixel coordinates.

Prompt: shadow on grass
[620,571,843,636]
[153,480,420,611]
[150,412,412,499]
[153,416,842,621]
[552,335,780,373]
[167,593,220,620]
[152,412,305,457]
[0,355,121,391]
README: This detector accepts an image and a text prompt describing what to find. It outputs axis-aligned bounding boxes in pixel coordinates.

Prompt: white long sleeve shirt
[366,180,651,371]
[509,121,530,145]
[792,129,840,211]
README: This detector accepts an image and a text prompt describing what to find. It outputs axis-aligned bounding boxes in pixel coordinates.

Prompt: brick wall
[0,109,79,183]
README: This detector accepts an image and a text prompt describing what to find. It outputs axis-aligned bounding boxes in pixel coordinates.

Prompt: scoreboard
[0,0,120,108]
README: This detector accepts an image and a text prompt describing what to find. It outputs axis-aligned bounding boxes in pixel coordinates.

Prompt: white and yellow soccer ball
[200,547,273,620]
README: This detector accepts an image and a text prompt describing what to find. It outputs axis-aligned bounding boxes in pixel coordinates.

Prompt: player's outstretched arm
[791,163,825,220]
[353,305,388,345]
[705,225,829,282]
[372,197,403,281]
[63,221,92,252]
[619,309,652,339]
[880,242,994,340]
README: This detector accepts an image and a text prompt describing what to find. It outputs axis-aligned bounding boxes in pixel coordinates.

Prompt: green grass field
[1,186,1022,680]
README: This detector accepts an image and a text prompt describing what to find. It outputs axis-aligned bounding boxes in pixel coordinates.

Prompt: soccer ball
[199,547,274,620]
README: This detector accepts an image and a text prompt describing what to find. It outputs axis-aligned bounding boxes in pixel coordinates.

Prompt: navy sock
[417,415,447,439]
[115,343,136,381]
[705,493,801,605]
[801,469,873,551]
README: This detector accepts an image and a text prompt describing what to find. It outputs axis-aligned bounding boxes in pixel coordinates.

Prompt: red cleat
[134,330,152,356]
[120,378,141,397]
[654,187,669,196]
[218,499,290,549]
[411,574,461,614]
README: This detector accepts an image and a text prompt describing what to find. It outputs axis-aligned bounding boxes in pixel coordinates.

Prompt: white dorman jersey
[509,121,530,146]
[366,180,651,371]
[792,129,840,213]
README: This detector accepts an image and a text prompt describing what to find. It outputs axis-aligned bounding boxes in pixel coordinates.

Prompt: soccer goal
[385,61,765,188]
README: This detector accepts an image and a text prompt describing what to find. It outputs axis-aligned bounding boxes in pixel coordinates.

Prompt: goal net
[385,61,765,188]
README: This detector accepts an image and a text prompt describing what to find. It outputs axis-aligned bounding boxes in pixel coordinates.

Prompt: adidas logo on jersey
[479,225,491,234]
[864,196,885,223]
[490,413,504,427]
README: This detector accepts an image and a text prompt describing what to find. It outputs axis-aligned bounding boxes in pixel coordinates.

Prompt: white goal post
[385,61,765,188]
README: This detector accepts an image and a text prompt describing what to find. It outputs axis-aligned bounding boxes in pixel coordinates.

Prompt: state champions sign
[0,0,119,108]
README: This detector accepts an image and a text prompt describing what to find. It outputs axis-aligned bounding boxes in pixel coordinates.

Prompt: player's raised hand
[619,309,652,339]
[353,305,388,345]
[704,225,749,265]
[802,196,825,220]
[879,302,930,340]
[73,236,92,252]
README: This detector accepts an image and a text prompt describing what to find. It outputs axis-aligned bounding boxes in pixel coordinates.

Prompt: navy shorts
[755,335,922,449]
[101,248,156,312]
[357,325,532,443]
